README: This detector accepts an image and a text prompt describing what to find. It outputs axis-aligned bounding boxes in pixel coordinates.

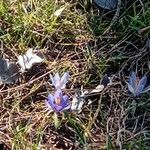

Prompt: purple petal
[47,94,55,102]
[55,93,70,111]
[61,95,70,111]
[54,73,60,82]
[47,93,63,112]
[50,72,70,90]
[54,89,65,112]
[135,76,147,96]
[50,73,60,88]
[62,95,69,106]
[63,95,69,102]
[54,73,61,89]
[54,89,63,99]
[53,104,63,112]
[59,72,70,89]
[46,90,70,112]
[127,82,136,96]
[47,94,55,110]
[128,72,137,90]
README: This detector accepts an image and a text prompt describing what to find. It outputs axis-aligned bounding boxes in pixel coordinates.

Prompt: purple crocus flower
[127,72,150,97]
[46,89,70,112]
[50,72,70,89]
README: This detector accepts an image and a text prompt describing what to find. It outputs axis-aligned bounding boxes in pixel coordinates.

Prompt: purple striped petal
[135,76,147,96]
[47,94,55,110]
[127,82,136,96]
[61,95,70,110]
[129,72,137,90]
[50,72,69,90]
[46,89,70,112]
[59,72,70,89]
[50,73,60,89]
[47,92,63,112]
[54,89,63,100]
[53,104,63,112]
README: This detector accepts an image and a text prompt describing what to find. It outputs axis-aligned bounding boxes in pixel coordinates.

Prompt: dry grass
[0,0,150,150]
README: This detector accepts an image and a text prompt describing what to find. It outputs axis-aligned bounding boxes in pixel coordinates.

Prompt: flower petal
[50,72,69,89]
[62,95,69,105]
[60,72,70,89]
[90,85,104,93]
[54,93,70,112]
[135,76,147,96]
[54,89,63,99]
[54,73,60,82]
[47,94,55,110]
[129,72,137,90]
[62,95,70,111]
[47,93,64,112]
[127,82,136,96]
[53,104,63,112]
[47,89,70,112]
[50,73,60,88]
[48,93,55,102]
[71,94,84,112]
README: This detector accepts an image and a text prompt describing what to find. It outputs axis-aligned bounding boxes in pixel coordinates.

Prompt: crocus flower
[46,89,70,112]
[50,72,70,89]
[127,72,150,97]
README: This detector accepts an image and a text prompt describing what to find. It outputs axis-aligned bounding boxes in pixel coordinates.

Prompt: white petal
[29,55,44,64]
[90,85,104,93]
[17,48,44,72]
[71,94,84,113]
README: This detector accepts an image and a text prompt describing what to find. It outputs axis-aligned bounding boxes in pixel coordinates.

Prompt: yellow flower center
[55,96,61,105]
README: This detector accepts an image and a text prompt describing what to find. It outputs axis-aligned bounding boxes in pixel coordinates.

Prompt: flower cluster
[46,71,150,113]
[46,72,70,112]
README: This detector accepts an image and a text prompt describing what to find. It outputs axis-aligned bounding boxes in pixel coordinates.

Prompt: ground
[0,0,150,150]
